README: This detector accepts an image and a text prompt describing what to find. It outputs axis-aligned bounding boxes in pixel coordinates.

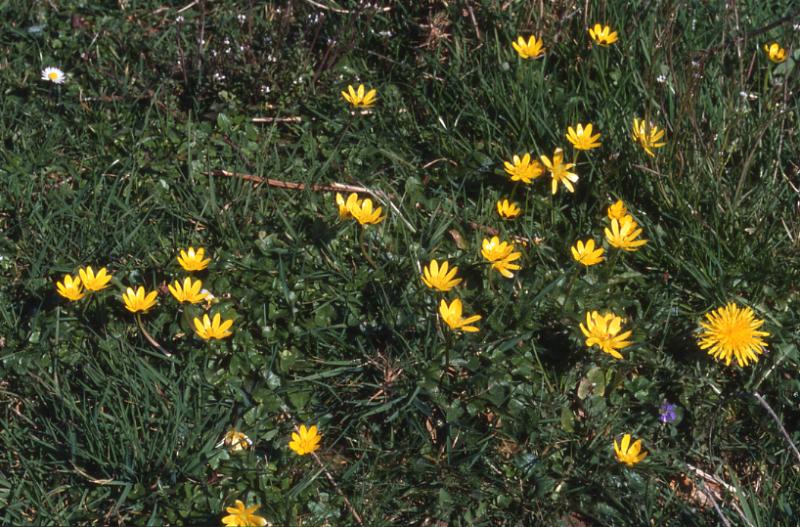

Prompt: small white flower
[41,67,65,84]
[175,15,185,23]
[237,14,246,24]
[656,74,667,84]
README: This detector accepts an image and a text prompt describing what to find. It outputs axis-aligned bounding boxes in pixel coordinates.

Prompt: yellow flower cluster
[336,192,385,225]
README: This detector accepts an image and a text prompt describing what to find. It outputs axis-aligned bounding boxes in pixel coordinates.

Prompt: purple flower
[659,402,677,424]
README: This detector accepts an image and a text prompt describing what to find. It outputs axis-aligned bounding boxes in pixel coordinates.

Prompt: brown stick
[311,451,364,525]
[208,169,372,194]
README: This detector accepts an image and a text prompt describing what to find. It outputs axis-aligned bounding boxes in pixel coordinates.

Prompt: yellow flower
[289,424,321,456]
[341,84,377,108]
[168,277,208,304]
[336,192,360,219]
[503,153,544,184]
[177,247,211,271]
[580,311,632,359]
[614,434,647,467]
[122,286,158,313]
[496,199,522,219]
[540,148,578,194]
[588,23,618,46]
[632,118,666,157]
[763,42,787,63]
[481,236,522,278]
[607,199,627,221]
[566,123,601,151]
[605,216,648,251]
[512,35,545,59]
[221,430,253,452]
[697,303,769,367]
[571,239,605,266]
[349,197,384,225]
[78,266,112,292]
[193,313,234,340]
[421,259,462,292]
[439,298,481,333]
[222,500,269,527]
[56,274,84,301]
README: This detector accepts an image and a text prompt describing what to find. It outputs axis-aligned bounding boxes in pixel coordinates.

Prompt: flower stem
[311,452,364,525]
[359,228,378,268]
[135,313,171,357]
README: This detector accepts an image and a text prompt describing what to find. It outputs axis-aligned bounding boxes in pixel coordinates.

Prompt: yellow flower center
[48,71,59,80]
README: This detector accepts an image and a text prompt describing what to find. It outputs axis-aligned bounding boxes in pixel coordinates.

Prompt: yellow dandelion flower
[614,434,647,467]
[697,302,769,367]
[607,199,627,221]
[503,153,544,184]
[222,500,269,527]
[540,148,578,194]
[56,274,84,301]
[496,199,522,219]
[177,247,211,271]
[605,216,648,251]
[193,313,234,340]
[512,35,545,59]
[421,259,462,292]
[763,42,787,63]
[122,286,158,313]
[78,266,112,292]
[341,84,377,108]
[580,311,632,359]
[168,277,208,304]
[566,123,601,151]
[571,239,605,266]
[289,424,321,456]
[588,24,619,46]
[632,118,666,157]
[349,197,384,225]
[438,298,481,333]
[481,236,522,278]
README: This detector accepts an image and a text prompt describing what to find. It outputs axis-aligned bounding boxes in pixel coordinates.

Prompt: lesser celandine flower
[614,434,647,467]
[540,148,578,194]
[496,199,522,219]
[571,239,605,266]
[763,42,787,63]
[566,123,601,151]
[41,67,65,84]
[439,298,481,333]
[421,259,462,292]
[341,84,377,108]
[512,35,544,59]
[697,302,769,367]
[632,118,666,157]
[289,424,321,456]
[336,192,359,219]
[168,277,208,304]
[580,311,632,359]
[194,313,234,340]
[605,216,648,251]
[588,23,618,46]
[349,197,384,225]
[221,430,253,452]
[122,286,158,313]
[503,153,544,184]
[78,266,112,292]
[481,236,522,278]
[607,199,627,221]
[221,500,269,527]
[177,247,211,271]
[56,274,84,301]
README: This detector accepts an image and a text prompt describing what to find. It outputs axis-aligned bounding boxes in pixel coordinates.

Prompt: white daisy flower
[41,67,66,84]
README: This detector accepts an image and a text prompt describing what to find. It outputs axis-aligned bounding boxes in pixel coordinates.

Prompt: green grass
[1,1,799,525]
